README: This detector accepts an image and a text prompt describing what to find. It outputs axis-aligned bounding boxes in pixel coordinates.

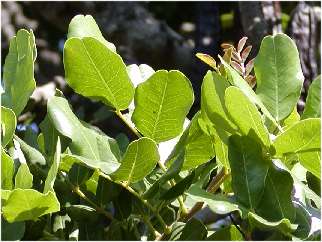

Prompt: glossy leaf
[132,70,194,142]
[254,33,304,121]
[2,29,36,116]
[2,189,60,222]
[166,112,215,170]
[64,37,134,110]
[112,137,159,183]
[67,14,116,51]
[302,75,321,119]
[1,149,14,190]
[43,138,61,193]
[1,106,16,146]
[47,96,121,174]
[224,86,270,147]
[273,118,321,178]
[228,135,269,210]
[200,70,236,133]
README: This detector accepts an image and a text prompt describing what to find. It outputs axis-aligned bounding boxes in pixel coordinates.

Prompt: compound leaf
[254,33,304,121]
[112,137,159,183]
[132,70,194,143]
[64,37,134,110]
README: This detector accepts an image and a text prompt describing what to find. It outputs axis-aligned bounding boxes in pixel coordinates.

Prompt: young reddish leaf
[237,37,248,53]
[196,53,217,70]
[242,45,252,62]
[231,61,244,75]
[245,75,256,88]
[221,43,234,49]
[246,58,255,76]
[232,51,242,63]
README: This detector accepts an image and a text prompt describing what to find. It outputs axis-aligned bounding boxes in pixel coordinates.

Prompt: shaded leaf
[1,150,14,190]
[228,135,269,210]
[254,33,304,121]
[43,138,61,193]
[132,70,194,143]
[68,163,94,186]
[207,225,243,241]
[302,75,321,119]
[179,218,207,240]
[1,218,25,241]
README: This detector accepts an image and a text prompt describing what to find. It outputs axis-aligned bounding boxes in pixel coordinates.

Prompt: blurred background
[1,1,321,138]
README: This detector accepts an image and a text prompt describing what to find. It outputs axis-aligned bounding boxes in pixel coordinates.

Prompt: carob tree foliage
[1,15,321,241]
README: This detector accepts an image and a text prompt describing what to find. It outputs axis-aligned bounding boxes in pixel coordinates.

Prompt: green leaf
[2,189,60,223]
[219,56,279,129]
[63,37,134,110]
[281,107,300,129]
[254,33,304,121]
[67,14,116,51]
[302,75,321,119]
[207,225,243,241]
[13,139,33,189]
[179,218,207,240]
[273,118,321,178]
[228,135,269,210]
[95,176,122,206]
[256,162,296,222]
[187,185,243,216]
[166,112,215,170]
[200,71,236,133]
[43,138,61,193]
[1,106,16,146]
[2,29,36,116]
[1,218,25,241]
[248,212,297,235]
[14,135,46,166]
[1,149,14,190]
[225,86,270,147]
[15,164,33,189]
[132,70,194,142]
[112,137,159,183]
[47,96,121,174]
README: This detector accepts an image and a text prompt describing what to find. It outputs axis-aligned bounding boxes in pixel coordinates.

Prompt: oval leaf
[67,14,116,51]
[225,86,270,147]
[132,70,194,143]
[112,137,159,183]
[64,37,134,110]
[254,33,304,121]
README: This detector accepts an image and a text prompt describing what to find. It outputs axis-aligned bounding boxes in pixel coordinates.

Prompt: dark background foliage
[1,1,321,138]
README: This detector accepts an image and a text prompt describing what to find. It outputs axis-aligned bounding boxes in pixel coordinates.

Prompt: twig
[229,214,248,240]
[115,110,142,138]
